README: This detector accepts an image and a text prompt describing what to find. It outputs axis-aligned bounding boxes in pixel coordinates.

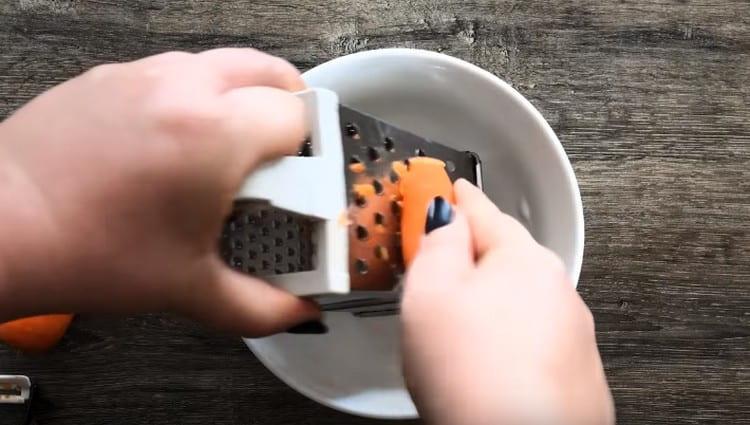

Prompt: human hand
[0,48,320,335]
[401,180,614,424]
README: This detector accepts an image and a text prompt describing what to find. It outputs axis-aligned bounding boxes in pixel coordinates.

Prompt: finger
[131,50,195,66]
[198,48,305,92]
[184,260,321,336]
[217,86,307,170]
[454,178,534,258]
[405,208,474,296]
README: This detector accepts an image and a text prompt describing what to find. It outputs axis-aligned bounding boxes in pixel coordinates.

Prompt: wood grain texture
[1,0,748,424]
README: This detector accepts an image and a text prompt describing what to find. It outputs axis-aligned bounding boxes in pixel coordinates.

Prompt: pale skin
[403,179,615,425]
[0,48,614,424]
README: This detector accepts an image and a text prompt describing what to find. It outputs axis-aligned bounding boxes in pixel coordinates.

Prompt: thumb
[404,199,474,297]
[183,259,321,337]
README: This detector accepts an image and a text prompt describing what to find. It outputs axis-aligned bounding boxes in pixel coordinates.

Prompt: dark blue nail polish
[425,196,454,234]
[286,320,328,334]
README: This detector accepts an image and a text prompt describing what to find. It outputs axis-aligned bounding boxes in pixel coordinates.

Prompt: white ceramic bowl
[245,48,584,419]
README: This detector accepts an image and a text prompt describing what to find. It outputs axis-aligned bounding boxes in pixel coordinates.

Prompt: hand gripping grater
[219,89,482,314]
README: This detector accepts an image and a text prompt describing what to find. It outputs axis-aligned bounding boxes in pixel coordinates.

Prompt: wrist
[413,369,564,425]
[0,146,29,320]
[0,138,61,320]
[416,368,610,425]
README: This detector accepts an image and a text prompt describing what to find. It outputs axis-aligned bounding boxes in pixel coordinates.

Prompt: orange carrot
[0,314,73,353]
[397,157,454,267]
[348,162,366,174]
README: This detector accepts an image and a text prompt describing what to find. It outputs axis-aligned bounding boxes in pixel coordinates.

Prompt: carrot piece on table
[396,157,455,267]
[0,314,74,353]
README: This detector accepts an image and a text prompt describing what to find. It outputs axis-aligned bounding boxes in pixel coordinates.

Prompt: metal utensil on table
[0,375,34,425]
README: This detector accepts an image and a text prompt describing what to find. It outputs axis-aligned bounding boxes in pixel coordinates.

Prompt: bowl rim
[247,48,585,420]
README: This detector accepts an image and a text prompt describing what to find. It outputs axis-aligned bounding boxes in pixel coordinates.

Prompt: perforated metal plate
[338,106,480,290]
[220,106,480,291]
[219,202,315,276]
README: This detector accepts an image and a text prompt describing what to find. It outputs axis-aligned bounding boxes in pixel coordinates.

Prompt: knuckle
[149,100,219,134]
[580,304,597,334]
[150,50,194,64]
[236,89,306,148]
[84,62,120,82]
[263,55,301,80]
[206,47,263,58]
[135,52,198,86]
[273,93,305,130]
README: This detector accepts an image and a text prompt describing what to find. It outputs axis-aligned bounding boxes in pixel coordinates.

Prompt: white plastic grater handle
[236,89,344,220]
[234,88,350,296]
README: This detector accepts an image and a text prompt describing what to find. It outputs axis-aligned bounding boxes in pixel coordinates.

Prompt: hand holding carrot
[401,179,615,425]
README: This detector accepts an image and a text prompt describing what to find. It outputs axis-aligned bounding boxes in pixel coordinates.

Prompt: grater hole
[389,170,400,183]
[375,245,389,261]
[384,136,395,151]
[403,158,411,169]
[415,148,426,157]
[345,123,360,139]
[298,138,313,157]
[356,225,369,240]
[391,200,402,216]
[445,160,456,172]
[355,193,367,207]
[372,179,384,195]
[221,203,315,277]
[367,147,380,162]
[355,259,369,275]
[374,212,385,226]
[349,155,366,173]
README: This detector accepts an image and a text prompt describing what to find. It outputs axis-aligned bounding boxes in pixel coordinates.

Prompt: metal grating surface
[220,107,479,292]
[219,202,315,276]
[219,138,315,276]
[339,106,479,290]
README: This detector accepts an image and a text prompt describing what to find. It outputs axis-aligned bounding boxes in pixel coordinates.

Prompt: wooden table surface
[1,1,748,424]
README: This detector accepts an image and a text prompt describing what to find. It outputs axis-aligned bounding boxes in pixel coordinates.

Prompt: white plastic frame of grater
[235,89,350,296]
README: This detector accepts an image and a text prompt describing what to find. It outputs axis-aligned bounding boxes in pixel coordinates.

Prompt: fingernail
[425,196,454,234]
[286,320,328,334]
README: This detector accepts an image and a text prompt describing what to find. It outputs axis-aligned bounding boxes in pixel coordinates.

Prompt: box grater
[219,89,481,314]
